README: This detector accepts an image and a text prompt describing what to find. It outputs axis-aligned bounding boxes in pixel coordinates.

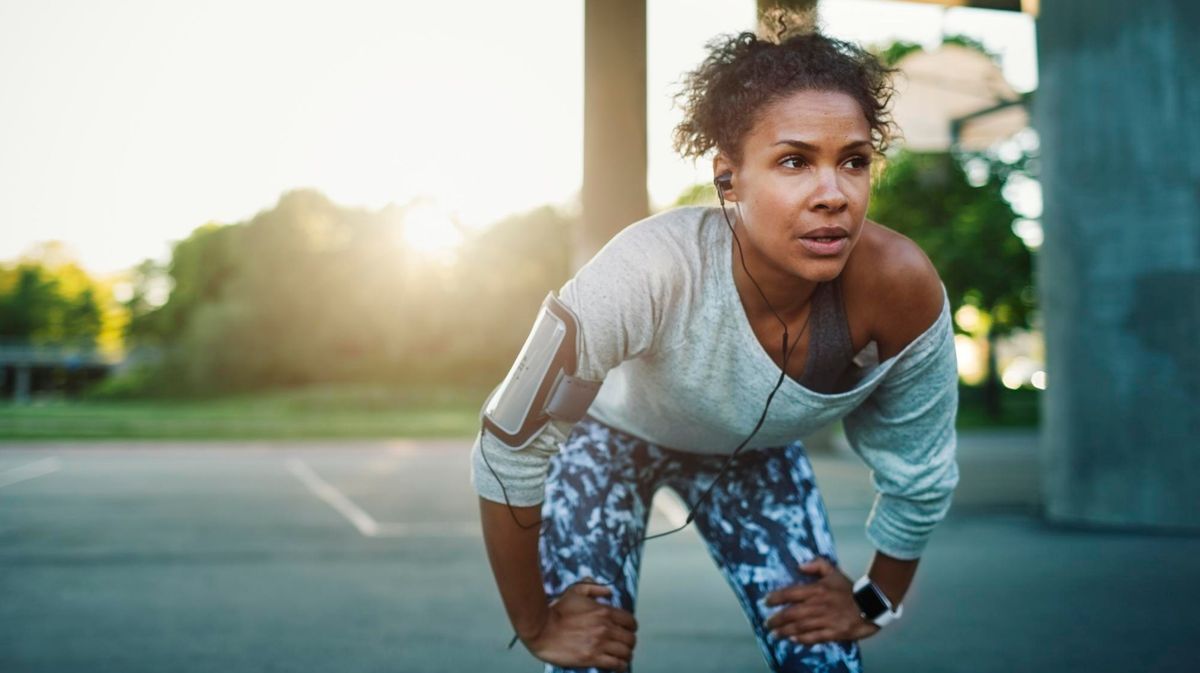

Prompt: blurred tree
[672,183,719,207]
[0,257,106,348]
[874,35,997,68]
[874,36,1036,418]
[0,265,60,340]
[61,287,103,349]
[876,40,922,66]
[122,258,171,343]
[869,149,1034,418]
[452,205,574,385]
[153,222,242,345]
[109,187,575,395]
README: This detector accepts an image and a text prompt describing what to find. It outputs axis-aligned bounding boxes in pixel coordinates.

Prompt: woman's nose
[811,169,848,213]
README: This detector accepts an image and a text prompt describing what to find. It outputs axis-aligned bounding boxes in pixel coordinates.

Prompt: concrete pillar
[579,0,648,270]
[1035,0,1200,530]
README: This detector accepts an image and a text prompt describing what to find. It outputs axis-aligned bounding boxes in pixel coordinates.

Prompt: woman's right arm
[473,418,639,669]
[477,497,553,641]
[478,496,637,670]
[470,216,690,668]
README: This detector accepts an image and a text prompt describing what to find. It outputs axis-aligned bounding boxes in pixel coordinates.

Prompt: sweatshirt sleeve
[470,217,690,506]
[840,288,960,560]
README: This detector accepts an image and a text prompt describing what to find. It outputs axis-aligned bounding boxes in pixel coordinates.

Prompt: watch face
[854,584,889,619]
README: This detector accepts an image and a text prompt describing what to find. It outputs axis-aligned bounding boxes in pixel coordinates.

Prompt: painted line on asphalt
[652,488,691,529]
[287,458,380,536]
[287,457,868,540]
[0,457,61,489]
[286,458,476,538]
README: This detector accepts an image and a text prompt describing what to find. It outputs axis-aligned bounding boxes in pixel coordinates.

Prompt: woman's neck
[729,226,820,324]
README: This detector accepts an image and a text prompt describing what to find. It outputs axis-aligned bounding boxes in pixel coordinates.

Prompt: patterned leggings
[539,416,864,673]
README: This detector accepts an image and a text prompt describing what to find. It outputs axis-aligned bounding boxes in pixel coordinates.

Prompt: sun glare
[401,202,464,261]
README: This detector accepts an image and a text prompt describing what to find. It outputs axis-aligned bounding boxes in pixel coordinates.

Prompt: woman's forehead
[748,89,870,148]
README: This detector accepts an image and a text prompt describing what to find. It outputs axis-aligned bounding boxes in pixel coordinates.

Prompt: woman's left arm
[766,256,958,644]
[844,272,959,563]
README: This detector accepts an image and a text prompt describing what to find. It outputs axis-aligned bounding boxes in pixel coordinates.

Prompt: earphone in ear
[714,172,733,203]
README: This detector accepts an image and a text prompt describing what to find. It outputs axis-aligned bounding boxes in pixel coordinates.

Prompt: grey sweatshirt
[470,206,960,561]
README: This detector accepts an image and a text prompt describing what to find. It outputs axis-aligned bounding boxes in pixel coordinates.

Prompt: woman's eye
[845,155,872,170]
[781,156,808,169]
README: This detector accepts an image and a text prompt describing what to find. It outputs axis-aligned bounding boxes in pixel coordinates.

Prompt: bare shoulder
[846,220,946,361]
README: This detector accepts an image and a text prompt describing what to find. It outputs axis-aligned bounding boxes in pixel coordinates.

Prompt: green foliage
[875,40,922,66]
[0,266,58,339]
[672,183,719,207]
[940,34,999,62]
[143,221,242,345]
[869,149,1035,338]
[0,260,105,347]
[117,189,574,396]
[873,34,998,67]
[122,258,171,342]
[82,361,166,399]
[452,206,574,382]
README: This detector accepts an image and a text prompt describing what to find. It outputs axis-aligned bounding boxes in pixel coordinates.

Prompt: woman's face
[715,89,873,284]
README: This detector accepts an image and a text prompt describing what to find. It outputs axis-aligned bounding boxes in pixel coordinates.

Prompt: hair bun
[757,5,819,44]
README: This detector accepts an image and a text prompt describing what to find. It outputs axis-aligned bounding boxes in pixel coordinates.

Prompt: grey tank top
[795,275,857,394]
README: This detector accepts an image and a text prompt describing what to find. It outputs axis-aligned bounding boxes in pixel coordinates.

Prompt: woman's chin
[786,258,848,283]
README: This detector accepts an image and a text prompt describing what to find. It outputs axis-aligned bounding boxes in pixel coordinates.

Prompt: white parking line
[288,458,799,540]
[0,457,61,489]
[652,488,691,529]
[286,458,477,538]
[287,458,381,536]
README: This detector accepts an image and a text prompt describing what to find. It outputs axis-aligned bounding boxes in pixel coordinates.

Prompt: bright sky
[0,0,1036,276]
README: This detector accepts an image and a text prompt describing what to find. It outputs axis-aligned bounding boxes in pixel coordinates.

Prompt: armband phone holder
[482,292,601,450]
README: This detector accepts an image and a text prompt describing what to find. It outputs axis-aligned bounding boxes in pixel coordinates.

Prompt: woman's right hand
[524,579,639,672]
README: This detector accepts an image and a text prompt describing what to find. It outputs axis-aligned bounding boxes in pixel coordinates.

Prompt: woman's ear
[712,154,738,202]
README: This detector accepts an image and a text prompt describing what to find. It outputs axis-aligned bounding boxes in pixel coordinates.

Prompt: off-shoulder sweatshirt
[470,205,960,561]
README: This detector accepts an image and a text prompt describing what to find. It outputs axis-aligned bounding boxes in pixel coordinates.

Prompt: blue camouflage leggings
[539,416,863,673]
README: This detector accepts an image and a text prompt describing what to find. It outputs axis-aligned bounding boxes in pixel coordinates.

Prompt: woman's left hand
[763,557,882,645]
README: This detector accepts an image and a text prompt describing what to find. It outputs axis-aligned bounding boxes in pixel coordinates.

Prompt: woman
[471,26,959,673]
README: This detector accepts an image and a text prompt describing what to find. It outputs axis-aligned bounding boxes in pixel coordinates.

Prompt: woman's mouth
[797,235,848,256]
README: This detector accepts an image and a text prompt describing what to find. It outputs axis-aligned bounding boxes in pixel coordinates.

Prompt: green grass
[0,383,492,440]
[0,382,1039,441]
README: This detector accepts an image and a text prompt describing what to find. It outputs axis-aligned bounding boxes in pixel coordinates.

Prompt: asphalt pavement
[0,431,1196,672]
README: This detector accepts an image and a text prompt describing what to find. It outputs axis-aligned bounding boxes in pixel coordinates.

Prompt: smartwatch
[852,576,903,627]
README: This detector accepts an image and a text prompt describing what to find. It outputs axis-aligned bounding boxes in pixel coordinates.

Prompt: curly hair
[672,26,898,165]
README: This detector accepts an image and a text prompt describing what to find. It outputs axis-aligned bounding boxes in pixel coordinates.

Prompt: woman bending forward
[471,27,959,673]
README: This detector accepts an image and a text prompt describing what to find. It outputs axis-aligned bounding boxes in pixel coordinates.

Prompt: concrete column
[1035,0,1200,530]
[579,0,648,270]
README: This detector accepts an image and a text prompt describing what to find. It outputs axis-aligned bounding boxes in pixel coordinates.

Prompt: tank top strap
[797,274,857,393]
